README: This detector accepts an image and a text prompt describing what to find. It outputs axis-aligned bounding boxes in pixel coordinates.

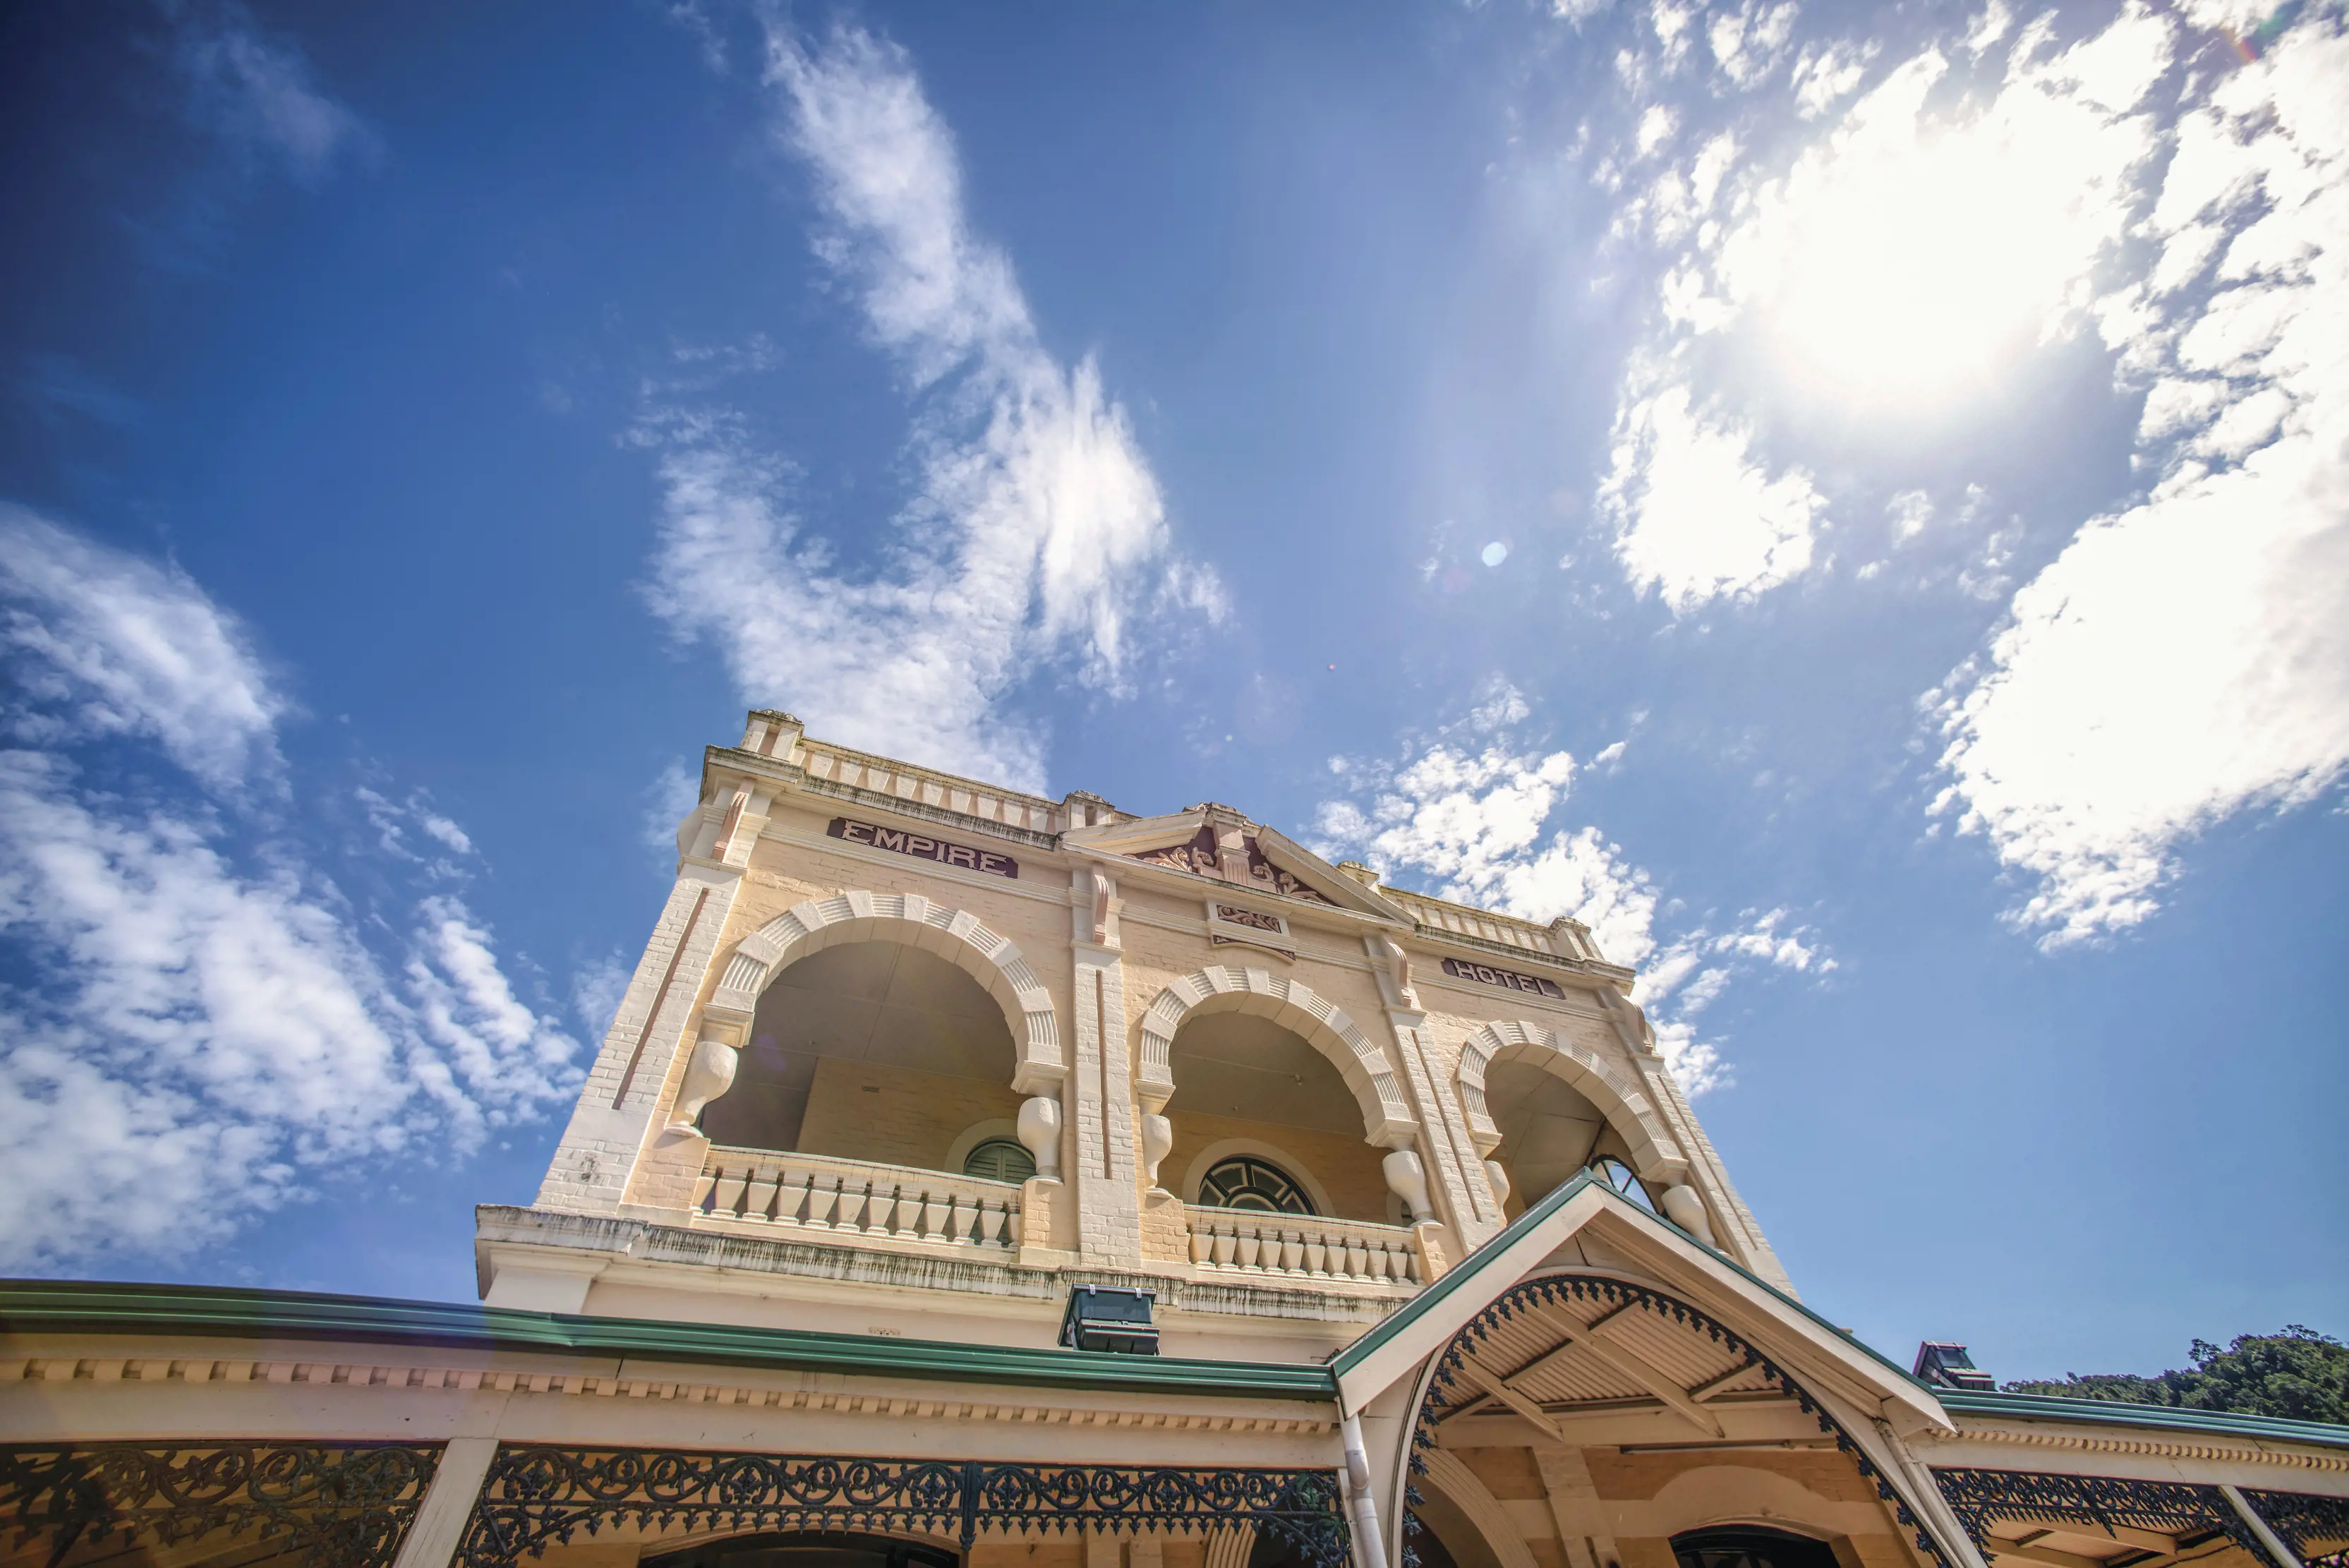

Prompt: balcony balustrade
[693,1147,1023,1253]
[1185,1206,1422,1288]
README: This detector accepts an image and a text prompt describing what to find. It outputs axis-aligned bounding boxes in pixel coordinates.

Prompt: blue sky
[1,0,2343,1382]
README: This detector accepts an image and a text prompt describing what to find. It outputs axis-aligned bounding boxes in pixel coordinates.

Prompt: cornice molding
[0,1350,1333,1435]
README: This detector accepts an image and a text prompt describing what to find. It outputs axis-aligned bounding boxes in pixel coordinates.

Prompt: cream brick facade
[493,710,1789,1349]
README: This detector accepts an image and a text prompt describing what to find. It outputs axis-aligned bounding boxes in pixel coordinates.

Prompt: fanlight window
[1589,1154,1657,1212]
[1198,1155,1315,1215]
[1672,1528,1840,1568]
[962,1138,1037,1183]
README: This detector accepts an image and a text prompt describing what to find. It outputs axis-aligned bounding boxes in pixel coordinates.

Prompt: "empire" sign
[828,818,1019,879]
[1440,955,1566,999]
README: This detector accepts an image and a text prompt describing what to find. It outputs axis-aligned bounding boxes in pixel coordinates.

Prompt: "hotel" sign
[828,818,1019,879]
[1440,955,1566,999]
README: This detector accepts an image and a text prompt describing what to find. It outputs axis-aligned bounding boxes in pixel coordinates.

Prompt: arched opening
[1671,1526,1842,1568]
[699,939,1023,1174]
[1164,1013,1391,1223]
[1485,1056,1656,1219]
[645,1531,961,1568]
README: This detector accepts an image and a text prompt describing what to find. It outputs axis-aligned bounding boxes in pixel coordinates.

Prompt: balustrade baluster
[744,1163,779,1222]
[689,1150,1041,1258]
[1279,1233,1305,1272]
[712,1165,748,1218]
[1211,1227,1236,1267]
[1345,1238,1369,1279]
[772,1171,809,1225]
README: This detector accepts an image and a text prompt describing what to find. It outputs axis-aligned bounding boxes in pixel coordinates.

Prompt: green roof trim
[1328,1167,1929,1398]
[1938,1388,2349,1451]
[0,1279,1339,1403]
[1329,1166,1604,1380]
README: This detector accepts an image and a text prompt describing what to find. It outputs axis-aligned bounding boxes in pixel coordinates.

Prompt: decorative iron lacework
[1401,1274,1959,1568]
[1931,1469,2278,1568]
[0,1442,438,1568]
[457,1447,1347,1568]
[2246,1489,2349,1568]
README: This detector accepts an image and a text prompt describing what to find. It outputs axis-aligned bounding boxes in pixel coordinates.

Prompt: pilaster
[1070,865,1142,1269]
[531,858,743,1218]
[1363,934,1504,1253]
[1599,989,1792,1291]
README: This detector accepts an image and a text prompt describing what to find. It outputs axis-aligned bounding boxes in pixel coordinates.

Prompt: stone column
[1070,864,1142,1268]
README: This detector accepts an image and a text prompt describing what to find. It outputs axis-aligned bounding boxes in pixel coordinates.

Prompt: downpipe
[1341,1411,1390,1568]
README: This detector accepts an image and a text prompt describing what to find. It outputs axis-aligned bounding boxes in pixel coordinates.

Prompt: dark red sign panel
[828,818,1019,879]
[1440,955,1566,999]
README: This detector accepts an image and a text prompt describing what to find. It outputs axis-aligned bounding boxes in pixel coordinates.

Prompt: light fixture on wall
[1059,1286,1159,1356]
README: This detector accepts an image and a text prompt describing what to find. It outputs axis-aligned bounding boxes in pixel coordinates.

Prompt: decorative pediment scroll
[1127,824,1336,905]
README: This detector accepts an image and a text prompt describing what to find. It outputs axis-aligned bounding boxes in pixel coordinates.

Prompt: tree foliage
[2003,1327,2349,1425]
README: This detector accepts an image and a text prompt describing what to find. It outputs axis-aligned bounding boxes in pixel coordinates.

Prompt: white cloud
[164,0,375,183]
[1791,40,1876,117]
[0,512,580,1268]
[356,786,475,872]
[0,507,285,792]
[643,756,702,857]
[1315,727,1830,1094]
[1933,13,2349,942]
[571,950,633,1041]
[1887,490,1934,543]
[1708,0,1798,88]
[1600,381,1823,612]
[639,25,1220,792]
[1636,104,1681,159]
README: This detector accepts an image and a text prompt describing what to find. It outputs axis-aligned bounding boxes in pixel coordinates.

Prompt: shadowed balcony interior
[1485,1055,1651,1217]
[699,940,1022,1173]
[1161,1011,1391,1223]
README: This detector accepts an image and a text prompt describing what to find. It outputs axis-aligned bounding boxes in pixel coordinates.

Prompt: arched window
[1198,1155,1315,1215]
[1589,1154,1657,1212]
[962,1138,1037,1183]
[1672,1527,1840,1568]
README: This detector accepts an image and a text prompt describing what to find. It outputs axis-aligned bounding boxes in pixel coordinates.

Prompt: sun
[1723,53,2149,410]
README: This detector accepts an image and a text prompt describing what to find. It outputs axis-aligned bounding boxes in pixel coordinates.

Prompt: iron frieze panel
[458,1447,1347,1568]
[2245,1489,2349,1568]
[1930,1469,2278,1568]
[0,1441,440,1568]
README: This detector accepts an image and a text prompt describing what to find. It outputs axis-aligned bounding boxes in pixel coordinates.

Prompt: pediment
[1064,807,1406,919]
[1334,1169,1950,1433]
